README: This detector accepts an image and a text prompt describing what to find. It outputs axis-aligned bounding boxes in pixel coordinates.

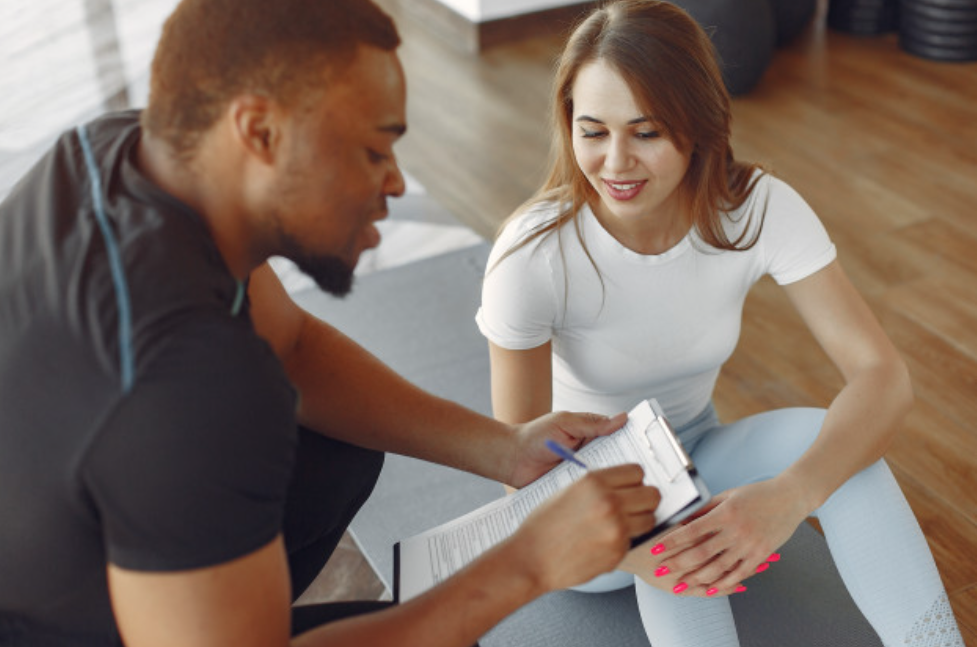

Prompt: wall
[434,0,579,21]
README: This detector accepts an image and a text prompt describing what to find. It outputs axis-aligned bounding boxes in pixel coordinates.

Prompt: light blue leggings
[573,405,963,647]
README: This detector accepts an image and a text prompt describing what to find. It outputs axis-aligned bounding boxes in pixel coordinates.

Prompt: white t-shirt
[476,174,836,426]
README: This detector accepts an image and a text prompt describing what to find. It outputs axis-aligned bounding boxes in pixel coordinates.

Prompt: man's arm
[248,263,623,487]
[108,467,661,647]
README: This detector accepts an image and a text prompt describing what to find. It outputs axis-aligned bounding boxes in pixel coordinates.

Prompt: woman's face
[571,59,691,234]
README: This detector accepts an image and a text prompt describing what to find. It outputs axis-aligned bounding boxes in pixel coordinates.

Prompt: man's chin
[295,255,356,297]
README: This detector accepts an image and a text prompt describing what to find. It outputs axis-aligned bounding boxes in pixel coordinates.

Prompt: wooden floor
[316,0,977,640]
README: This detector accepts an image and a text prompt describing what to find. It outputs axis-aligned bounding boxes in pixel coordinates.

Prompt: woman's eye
[580,129,606,139]
[637,131,661,140]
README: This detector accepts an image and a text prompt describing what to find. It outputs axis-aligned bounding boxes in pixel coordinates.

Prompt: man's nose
[386,158,406,198]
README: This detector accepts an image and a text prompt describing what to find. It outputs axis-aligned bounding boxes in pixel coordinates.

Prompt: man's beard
[297,253,355,297]
[280,237,355,297]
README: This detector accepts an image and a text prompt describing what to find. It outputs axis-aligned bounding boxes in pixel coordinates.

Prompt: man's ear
[228,95,280,165]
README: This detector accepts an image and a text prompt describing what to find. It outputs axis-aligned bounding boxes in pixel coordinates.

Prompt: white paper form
[396,399,707,602]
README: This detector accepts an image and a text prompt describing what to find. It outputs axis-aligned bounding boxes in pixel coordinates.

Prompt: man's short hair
[142,0,400,160]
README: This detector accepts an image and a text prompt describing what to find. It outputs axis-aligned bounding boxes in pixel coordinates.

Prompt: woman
[475,2,964,645]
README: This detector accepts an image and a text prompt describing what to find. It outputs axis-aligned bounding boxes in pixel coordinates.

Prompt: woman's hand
[505,411,628,488]
[618,533,746,598]
[652,478,812,596]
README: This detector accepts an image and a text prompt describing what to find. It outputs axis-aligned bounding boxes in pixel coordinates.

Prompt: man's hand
[506,411,628,488]
[509,465,661,592]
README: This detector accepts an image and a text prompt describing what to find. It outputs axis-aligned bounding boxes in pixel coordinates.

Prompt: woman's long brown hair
[493,0,766,276]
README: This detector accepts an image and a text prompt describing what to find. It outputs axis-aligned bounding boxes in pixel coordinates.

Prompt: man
[0,1,660,645]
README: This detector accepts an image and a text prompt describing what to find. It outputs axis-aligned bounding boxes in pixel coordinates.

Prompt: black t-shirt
[0,111,297,644]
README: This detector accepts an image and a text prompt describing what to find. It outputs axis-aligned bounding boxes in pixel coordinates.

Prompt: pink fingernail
[654,566,670,578]
[756,562,770,573]
[767,553,781,562]
[651,543,666,555]
[735,585,747,593]
[673,582,688,594]
[706,587,718,596]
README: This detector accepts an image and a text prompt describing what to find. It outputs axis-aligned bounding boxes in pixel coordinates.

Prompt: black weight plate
[900,13,977,33]
[900,1,977,21]
[908,0,977,8]
[900,34,977,58]
[900,29,977,45]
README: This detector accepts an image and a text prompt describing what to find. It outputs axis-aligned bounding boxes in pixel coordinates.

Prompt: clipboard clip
[641,401,694,482]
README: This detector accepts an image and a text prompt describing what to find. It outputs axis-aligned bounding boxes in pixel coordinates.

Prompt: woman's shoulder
[725,171,818,234]
[506,199,565,230]
[742,171,836,282]
[496,199,567,250]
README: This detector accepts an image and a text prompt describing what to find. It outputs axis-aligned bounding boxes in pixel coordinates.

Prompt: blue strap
[230,280,245,317]
[76,125,135,394]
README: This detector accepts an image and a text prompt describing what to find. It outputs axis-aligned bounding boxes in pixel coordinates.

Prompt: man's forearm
[291,531,542,647]
[284,313,517,483]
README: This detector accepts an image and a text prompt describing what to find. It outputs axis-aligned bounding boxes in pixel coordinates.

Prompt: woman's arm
[488,340,553,424]
[657,260,913,594]
[777,259,912,507]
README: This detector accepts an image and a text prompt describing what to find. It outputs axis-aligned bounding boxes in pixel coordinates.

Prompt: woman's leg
[816,459,963,646]
[569,570,634,593]
[630,404,742,647]
[687,408,963,647]
[634,581,741,647]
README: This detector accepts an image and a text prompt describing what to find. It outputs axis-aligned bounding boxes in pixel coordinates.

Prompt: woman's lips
[603,179,646,201]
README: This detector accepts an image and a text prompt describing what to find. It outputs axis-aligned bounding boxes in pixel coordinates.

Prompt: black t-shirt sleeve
[81,319,297,572]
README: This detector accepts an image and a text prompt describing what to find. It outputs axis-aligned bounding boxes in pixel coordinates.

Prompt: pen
[544,439,589,469]
[545,439,655,549]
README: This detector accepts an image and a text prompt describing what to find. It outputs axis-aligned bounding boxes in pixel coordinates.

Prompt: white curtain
[0,0,180,199]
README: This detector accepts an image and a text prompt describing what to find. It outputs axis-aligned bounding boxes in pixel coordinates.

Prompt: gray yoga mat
[291,242,882,647]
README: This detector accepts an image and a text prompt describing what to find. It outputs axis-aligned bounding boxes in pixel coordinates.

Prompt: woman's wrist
[774,469,829,518]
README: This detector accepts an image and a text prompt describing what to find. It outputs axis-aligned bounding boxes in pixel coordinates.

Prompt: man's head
[143,0,400,161]
[142,0,407,295]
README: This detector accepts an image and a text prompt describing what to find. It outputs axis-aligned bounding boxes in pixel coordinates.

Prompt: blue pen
[545,439,589,469]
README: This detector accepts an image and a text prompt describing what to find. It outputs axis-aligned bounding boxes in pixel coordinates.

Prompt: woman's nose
[604,136,634,173]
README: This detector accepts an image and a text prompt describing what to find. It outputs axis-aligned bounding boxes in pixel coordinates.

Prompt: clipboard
[391,399,710,603]
[627,399,711,547]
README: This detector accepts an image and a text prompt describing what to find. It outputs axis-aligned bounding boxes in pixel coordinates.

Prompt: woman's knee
[815,457,906,520]
[693,407,827,493]
[570,570,635,593]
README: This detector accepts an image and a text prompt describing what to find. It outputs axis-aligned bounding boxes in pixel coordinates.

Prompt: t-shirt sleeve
[82,319,297,572]
[475,215,559,350]
[757,176,837,285]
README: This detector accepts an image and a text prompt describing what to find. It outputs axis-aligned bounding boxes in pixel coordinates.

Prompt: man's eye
[367,149,389,163]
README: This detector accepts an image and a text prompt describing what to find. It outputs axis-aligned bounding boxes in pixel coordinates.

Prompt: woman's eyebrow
[574,115,654,125]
